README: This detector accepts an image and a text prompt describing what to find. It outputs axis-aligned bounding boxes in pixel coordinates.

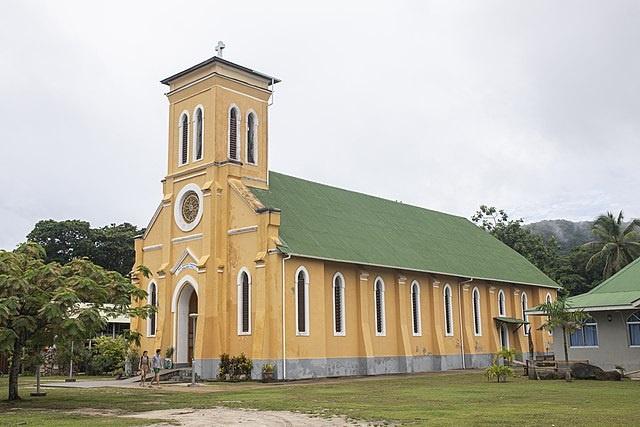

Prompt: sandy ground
[74,407,370,426]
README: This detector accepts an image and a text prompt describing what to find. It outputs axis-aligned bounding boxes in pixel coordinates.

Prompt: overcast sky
[1,1,639,250]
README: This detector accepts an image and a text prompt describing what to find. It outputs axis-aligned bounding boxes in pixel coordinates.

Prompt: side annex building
[132,53,559,380]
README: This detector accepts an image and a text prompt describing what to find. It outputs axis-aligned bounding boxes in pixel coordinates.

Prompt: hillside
[527,219,595,254]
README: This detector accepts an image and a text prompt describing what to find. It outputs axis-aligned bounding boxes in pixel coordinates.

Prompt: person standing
[139,350,150,387]
[150,348,163,388]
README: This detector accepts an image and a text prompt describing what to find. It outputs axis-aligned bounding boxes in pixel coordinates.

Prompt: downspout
[458,278,474,369]
[281,253,291,380]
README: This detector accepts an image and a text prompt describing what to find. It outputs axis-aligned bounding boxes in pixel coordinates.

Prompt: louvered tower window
[179,112,189,165]
[229,107,238,160]
[411,281,421,335]
[296,269,308,334]
[194,107,203,161]
[444,284,453,336]
[374,278,385,335]
[333,274,345,335]
[472,287,481,336]
[247,112,256,164]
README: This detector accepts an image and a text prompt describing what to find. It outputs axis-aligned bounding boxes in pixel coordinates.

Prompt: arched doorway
[173,279,198,366]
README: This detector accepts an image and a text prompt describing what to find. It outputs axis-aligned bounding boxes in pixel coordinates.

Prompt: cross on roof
[215,41,226,58]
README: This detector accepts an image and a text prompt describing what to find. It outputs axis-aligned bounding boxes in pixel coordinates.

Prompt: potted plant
[164,346,174,369]
[262,363,275,382]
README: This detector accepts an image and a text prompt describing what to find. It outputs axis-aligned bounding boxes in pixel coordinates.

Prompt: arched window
[444,284,453,336]
[498,289,506,317]
[237,269,251,335]
[295,267,309,335]
[411,281,422,336]
[333,273,345,336]
[521,292,529,335]
[374,278,386,336]
[246,111,257,165]
[546,293,553,336]
[627,312,640,346]
[147,281,157,337]
[472,287,482,336]
[570,316,598,347]
[228,105,240,161]
[193,106,204,161]
[178,111,189,166]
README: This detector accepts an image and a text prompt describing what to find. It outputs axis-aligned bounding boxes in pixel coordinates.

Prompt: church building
[132,51,559,380]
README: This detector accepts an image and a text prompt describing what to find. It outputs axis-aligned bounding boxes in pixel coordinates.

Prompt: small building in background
[549,257,640,372]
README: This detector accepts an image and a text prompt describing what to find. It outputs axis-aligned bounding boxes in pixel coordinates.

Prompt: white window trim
[472,286,482,337]
[146,280,158,337]
[626,311,640,347]
[294,266,310,336]
[245,109,258,165]
[237,268,252,335]
[374,277,386,336]
[228,104,241,161]
[444,283,454,336]
[332,272,346,336]
[411,280,422,336]
[192,105,205,162]
[569,318,599,348]
[178,110,190,166]
[497,289,506,317]
[521,292,529,335]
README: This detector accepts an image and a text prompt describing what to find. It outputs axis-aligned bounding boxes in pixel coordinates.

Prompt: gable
[250,171,558,288]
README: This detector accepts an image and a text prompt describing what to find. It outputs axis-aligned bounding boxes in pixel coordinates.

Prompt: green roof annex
[250,171,558,289]
[567,257,640,310]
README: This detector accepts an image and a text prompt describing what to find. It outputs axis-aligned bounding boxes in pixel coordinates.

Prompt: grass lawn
[0,371,639,426]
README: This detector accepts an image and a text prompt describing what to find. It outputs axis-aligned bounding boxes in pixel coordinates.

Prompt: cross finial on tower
[215,41,226,58]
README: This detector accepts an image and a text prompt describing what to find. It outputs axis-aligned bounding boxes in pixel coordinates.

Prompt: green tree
[26,220,143,276]
[0,242,151,401]
[471,205,559,278]
[553,246,604,295]
[537,296,589,381]
[581,211,640,280]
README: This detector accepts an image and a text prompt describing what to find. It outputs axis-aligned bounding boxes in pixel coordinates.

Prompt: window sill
[569,346,599,349]
[296,332,309,337]
[333,333,346,337]
[237,332,252,336]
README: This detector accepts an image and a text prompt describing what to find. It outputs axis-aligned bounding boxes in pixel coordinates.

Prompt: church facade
[132,54,559,380]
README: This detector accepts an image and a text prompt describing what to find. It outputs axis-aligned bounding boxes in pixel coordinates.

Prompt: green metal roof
[250,172,558,288]
[568,257,640,309]
[494,317,529,325]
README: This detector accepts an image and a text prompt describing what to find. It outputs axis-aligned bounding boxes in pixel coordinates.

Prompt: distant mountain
[527,219,595,254]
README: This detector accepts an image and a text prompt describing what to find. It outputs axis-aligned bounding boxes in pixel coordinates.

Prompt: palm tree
[538,297,589,381]
[582,211,640,279]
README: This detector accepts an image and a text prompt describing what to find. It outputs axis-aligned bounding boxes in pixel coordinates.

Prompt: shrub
[217,353,253,380]
[87,336,127,375]
[485,364,514,383]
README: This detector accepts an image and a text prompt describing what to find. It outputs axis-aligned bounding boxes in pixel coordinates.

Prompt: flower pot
[164,358,173,369]
[262,372,274,383]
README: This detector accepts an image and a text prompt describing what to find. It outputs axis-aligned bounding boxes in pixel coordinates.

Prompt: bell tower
[160,48,280,186]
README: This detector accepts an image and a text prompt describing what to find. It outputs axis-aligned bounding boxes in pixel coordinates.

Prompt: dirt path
[91,407,370,426]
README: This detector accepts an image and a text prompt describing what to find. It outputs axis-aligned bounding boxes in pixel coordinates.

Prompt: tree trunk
[8,343,23,401]
[562,327,571,382]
